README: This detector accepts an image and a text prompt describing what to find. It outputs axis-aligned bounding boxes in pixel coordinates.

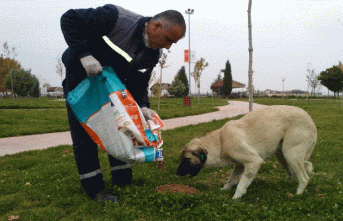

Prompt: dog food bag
[66,66,164,164]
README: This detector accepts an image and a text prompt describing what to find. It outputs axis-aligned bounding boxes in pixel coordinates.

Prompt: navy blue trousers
[63,65,131,198]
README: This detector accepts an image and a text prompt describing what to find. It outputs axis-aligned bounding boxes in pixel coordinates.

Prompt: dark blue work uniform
[60,4,161,198]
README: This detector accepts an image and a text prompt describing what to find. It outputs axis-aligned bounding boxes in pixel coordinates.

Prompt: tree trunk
[248,0,253,112]
[198,81,200,103]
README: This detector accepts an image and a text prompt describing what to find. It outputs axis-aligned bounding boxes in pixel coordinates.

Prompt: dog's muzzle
[176,158,203,178]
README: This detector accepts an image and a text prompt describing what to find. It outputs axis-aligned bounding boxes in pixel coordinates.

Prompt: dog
[176,105,317,199]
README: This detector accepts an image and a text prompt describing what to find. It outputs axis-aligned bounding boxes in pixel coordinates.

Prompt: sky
[1,0,342,94]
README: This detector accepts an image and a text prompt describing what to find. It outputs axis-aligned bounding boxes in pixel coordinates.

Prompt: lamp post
[185,8,194,97]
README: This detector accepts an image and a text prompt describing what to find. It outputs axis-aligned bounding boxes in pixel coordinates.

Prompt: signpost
[184,50,189,63]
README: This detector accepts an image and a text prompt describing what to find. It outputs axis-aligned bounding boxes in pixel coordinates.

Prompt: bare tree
[339,61,343,72]
[149,71,157,86]
[56,57,65,86]
[306,65,321,97]
[192,57,208,102]
[2,42,18,98]
[248,0,254,112]
[2,42,17,59]
[157,50,170,110]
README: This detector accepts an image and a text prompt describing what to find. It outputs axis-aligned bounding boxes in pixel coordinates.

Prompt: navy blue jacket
[61,4,161,108]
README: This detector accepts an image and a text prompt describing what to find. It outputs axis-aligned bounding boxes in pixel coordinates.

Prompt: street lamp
[185,8,194,97]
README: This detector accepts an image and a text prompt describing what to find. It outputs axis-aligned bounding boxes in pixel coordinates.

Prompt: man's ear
[152,21,163,30]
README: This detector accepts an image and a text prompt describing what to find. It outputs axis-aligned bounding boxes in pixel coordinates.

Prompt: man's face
[147,21,183,50]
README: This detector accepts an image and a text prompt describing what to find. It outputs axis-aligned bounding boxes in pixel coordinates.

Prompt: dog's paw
[221,184,231,191]
[232,193,243,200]
[232,189,246,199]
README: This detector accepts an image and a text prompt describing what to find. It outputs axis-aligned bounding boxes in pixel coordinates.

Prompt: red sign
[184,50,189,62]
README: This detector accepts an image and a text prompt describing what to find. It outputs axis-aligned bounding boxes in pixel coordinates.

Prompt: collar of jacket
[132,17,152,55]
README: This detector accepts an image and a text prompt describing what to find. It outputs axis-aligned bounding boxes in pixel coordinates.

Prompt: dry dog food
[156,184,198,194]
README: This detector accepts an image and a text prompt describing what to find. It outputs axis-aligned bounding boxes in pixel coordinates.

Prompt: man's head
[146,10,186,50]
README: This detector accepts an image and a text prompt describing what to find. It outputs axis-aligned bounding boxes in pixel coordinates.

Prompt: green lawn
[0,97,228,138]
[0,97,342,220]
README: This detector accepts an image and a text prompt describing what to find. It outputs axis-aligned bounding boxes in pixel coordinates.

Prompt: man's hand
[141,107,157,121]
[80,55,103,77]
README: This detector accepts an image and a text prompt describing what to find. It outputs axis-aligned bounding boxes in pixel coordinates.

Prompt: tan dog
[176,105,317,199]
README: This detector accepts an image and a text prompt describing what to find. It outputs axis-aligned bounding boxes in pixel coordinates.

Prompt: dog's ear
[179,148,187,160]
[195,148,208,164]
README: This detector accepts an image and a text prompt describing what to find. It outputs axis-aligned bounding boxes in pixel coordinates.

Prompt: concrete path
[0,101,267,157]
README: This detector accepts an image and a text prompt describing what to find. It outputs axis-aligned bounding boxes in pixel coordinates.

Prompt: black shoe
[94,190,119,203]
[112,168,132,187]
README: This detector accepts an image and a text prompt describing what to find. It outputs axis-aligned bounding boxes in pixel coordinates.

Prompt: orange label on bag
[115,89,150,145]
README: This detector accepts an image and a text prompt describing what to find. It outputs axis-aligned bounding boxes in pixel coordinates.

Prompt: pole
[185,9,194,97]
[188,14,191,97]
[247,0,253,112]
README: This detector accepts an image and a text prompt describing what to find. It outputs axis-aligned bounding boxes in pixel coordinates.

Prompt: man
[60,4,186,202]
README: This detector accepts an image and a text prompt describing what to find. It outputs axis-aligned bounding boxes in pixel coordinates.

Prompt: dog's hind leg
[275,145,294,181]
[221,163,244,191]
[282,130,315,195]
[283,146,310,195]
[232,157,264,199]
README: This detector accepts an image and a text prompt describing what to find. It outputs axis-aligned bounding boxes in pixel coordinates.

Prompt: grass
[0,109,69,137]
[0,97,66,109]
[149,97,228,119]
[0,97,228,138]
[1,97,343,220]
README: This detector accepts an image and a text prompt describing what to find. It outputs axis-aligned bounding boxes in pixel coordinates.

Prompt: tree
[152,80,161,97]
[192,57,208,102]
[339,61,343,72]
[149,71,157,86]
[221,60,233,97]
[0,42,20,96]
[318,65,343,98]
[167,77,186,98]
[1,42,17,59]
[306,67,321,97]
[0,57,20,94]
[175,66,189,97]
[56,57,65,85]
[5,68,40,97]
[215,73,223,82]
[157,51,170,110]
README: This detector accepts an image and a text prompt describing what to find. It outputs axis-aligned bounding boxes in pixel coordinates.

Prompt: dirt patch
[157,160,166,170]
[156,184,198,194]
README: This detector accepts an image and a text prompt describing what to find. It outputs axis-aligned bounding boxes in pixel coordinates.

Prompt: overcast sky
[1,0,342,94]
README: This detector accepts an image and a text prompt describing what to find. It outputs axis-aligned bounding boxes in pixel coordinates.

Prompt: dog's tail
[304,140,316,177]
[304,161,314,176]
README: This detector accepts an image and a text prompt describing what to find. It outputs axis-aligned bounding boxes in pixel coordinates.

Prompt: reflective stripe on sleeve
[102,36,132,63]
[102,36,147,73]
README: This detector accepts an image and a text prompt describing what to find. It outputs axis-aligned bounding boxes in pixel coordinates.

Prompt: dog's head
[176,138,208,178]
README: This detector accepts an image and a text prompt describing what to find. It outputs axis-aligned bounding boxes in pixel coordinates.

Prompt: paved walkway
[0,101,267,157]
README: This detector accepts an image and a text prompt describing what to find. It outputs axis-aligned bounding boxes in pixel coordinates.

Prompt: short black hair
[151,10,186,38]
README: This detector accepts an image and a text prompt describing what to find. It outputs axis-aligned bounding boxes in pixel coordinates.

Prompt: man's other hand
[80,55,103,77]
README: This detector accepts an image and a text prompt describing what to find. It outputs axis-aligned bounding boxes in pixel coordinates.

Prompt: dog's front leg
[232,158,264,199]
[221,163,244,191]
